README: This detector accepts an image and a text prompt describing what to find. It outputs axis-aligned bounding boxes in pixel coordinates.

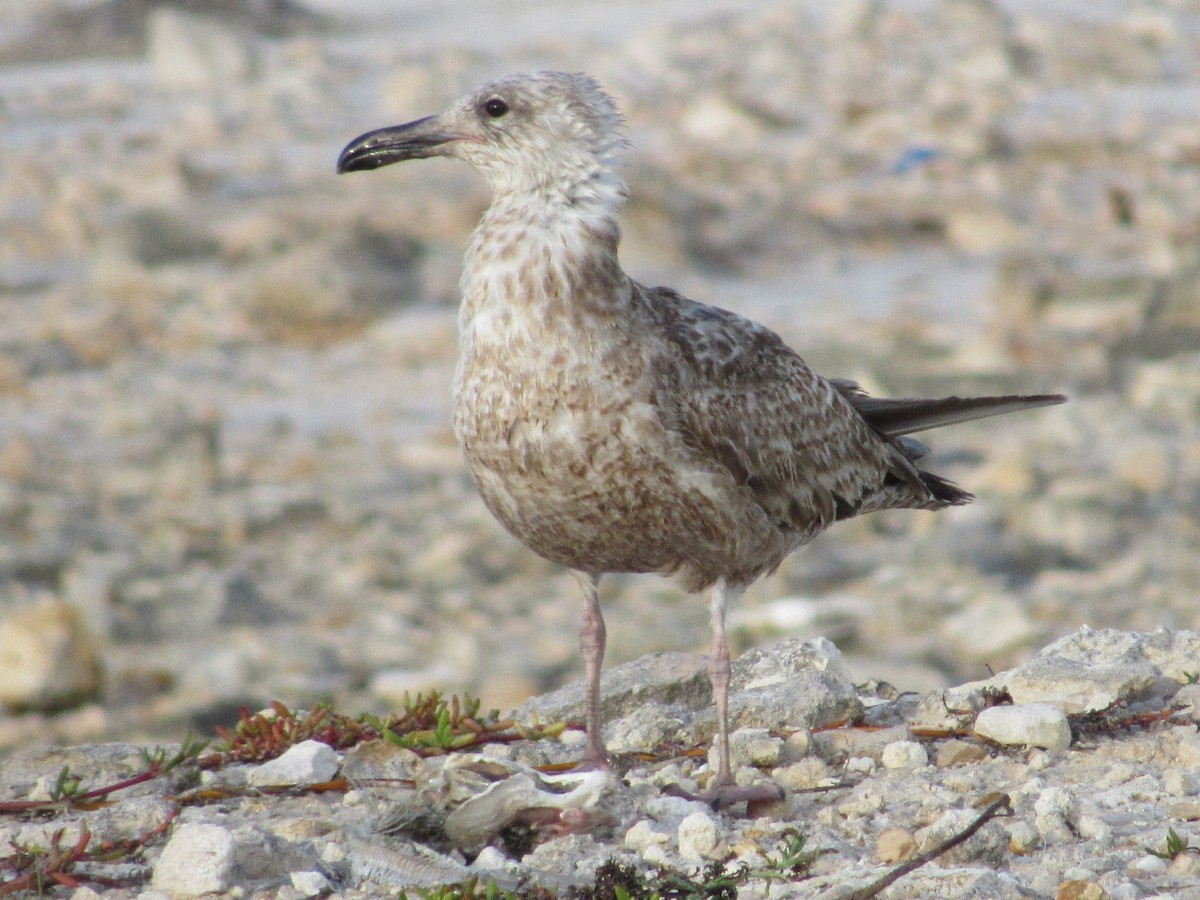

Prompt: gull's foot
[666,779,786,814]
[570,749,612,773]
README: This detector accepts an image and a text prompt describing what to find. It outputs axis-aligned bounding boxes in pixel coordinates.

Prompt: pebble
[936,739,989,767]
[1163,768,1198,797]
[245,740,340,787]
[0,599,102,713]
[151,823,236,896]
[289,870,332,897]
[1055,881,1109,900]
[1008,821,1042,855]
[708,727,782,772]
[875,827,916,862]
[974,703,1072,750]
[772,757,834,790]
[676,811,722,862]
[916,808,1008,867]
[880,740,928,769]
[1034,787,1081,843]
[1126,854,1168,876]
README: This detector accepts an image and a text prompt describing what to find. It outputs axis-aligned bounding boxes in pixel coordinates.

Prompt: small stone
[940,594,1042,662]
[708,727,782,772]
[1110,440,1172,495]
[147,7,255,92]
[1007,821,1041,854]
[1077,816,1111,842]
[974,703,1071,750]
[812,724,912,761]
[881,740,927,769]
[1172,684,1200,720]
[784,728,813,757]
[152,823,236,896]
[472,846,509,871]
[936,739,989,767]
[289,870,331,898]
[773,757,834,790]
[1056,881,1109,900]
[846,756,876,776]
[246,740,340,787]
[625,821,670,865]
[1170,799,1200,820]
[624,820,669,853]
[916,808,1007,866]
[1163,768,1198,797]
[677,811,722,862]
[0,599,102,712]
[1127,855,1168,876]
[1035,787,1080,843]
[876,827,916,862]
[1169,852,1200,877]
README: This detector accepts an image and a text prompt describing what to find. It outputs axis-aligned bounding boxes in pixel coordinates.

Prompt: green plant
[1148,827,1199,860]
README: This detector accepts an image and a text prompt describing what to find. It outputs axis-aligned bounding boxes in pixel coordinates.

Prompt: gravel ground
[1,0,1199,895]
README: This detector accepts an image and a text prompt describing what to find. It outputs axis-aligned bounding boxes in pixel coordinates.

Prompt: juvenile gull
[337,71,1065,805]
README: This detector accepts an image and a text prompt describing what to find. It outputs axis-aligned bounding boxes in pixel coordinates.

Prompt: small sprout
[214,701,378,763]
[396,877,520,900]
[1184,671,1200,685]
[1148,827,1199,860]
[141,733,210,773]
[759,829,816,882]
[50,766,84,802]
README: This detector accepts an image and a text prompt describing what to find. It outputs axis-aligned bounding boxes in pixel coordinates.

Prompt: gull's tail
[830,381,1066,509]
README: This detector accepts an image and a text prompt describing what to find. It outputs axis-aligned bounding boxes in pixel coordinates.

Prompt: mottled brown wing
[644,286,927,538]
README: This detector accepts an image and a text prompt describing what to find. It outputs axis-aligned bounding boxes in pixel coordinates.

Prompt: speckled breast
[451,339,729,577]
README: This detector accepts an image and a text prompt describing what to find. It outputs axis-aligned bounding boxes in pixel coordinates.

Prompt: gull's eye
[484,97,509,118]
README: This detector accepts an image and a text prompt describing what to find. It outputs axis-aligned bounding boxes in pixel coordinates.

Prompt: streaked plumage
[338,71,1064,805]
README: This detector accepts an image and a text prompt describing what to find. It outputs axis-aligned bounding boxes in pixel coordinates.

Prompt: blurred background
[1,0,1197,751]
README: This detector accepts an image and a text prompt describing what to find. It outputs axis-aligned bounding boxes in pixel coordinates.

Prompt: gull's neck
[460,151,631,326]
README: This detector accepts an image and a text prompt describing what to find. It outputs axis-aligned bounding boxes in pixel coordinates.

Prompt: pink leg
[577,571,609,770]
[699,581,784,810]
[708,581,736,787]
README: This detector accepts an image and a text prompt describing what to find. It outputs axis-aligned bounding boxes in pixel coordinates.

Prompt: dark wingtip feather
[921,471,974,506]
[841,390,1067,437]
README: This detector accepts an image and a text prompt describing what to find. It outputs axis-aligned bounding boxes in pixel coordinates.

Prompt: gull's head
[337,71,625,196]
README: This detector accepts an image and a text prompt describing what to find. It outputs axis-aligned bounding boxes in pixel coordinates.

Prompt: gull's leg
[577,571,609,770]
[699,580,785,810]
[708,580,737,787]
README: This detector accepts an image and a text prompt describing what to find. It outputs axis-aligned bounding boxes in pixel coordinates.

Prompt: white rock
[147,8,255,92]
[708,727,782,772]
[881,740,928,769]
[1006,821,1041,854]
[472,846,509,871]
[916,808,1007,866]
[1034,787,1080,843]
[289,870,331,897]
[246,740,339,787]
[1128,854,1169,876]
[1164,768,1199,797]
[939,594,1042,662]
[677,811,722,862]
[0,599,102,712]
[624,820,669,853]
[1077,816,1111,842]
[152,823,235,896]
[974,704,1071,750]
[773,757,834,790]
[846,756,876,776]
